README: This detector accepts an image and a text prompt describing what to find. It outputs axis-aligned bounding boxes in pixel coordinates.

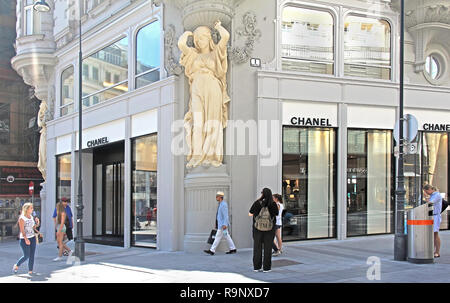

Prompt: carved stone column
[183,165,231,252]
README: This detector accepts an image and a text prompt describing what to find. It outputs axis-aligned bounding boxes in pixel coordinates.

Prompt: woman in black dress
[249,188,279,272]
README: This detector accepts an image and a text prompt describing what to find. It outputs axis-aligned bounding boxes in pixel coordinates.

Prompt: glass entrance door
[94,161,124,239]
[104,163,124,236]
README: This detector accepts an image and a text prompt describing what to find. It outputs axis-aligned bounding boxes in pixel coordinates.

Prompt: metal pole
[394,0,407,261]
[75,0,85,261]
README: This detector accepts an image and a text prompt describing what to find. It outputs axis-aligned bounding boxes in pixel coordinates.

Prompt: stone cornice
[391,1,450,28]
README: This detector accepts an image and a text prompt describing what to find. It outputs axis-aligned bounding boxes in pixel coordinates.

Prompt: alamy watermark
[171,119,282,166]
[366,256,381,281]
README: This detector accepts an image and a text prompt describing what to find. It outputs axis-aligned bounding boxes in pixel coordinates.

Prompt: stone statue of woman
[178,20,230,168]
[37,100,47,181]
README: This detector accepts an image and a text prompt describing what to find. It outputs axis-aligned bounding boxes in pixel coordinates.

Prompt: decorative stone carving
[229,11,261,64]
[37,100,48,181]
[391,1,450,74]
[173,0,235,31]
[178,20,230,168]
[164,24,183,76]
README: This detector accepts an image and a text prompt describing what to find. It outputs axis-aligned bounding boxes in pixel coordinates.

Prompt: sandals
[434,253,440,258]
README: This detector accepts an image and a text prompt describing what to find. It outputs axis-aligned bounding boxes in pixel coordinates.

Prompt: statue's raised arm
[214,20,230,50]
[178,30,193,55]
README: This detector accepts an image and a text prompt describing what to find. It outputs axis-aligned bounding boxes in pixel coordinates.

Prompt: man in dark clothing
[249,188,278,273]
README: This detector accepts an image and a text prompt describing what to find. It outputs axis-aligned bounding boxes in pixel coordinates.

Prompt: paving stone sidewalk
[1,231,450,283]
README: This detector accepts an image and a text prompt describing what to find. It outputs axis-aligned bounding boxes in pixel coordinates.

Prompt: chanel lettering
[87,137,109,148]
[290,117,332,127]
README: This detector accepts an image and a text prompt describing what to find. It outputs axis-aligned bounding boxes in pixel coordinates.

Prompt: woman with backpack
[249,188,279,272]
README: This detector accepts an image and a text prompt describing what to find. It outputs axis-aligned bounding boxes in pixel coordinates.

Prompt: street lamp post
[394,0,407,261]
[34,0,85,261]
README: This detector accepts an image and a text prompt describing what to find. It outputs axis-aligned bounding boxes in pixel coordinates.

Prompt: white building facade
[12,0,450,251]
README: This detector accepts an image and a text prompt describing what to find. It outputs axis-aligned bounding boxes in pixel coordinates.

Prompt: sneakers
[12,264,18,274]
[253,269,263,272]
[203,249,215,255]
[272,250,281,257]
[53,256,63,262]
[226,249,237,254]
[263,269,272,273]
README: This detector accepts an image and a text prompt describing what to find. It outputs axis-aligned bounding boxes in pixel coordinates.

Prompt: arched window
[344,15,391,80]
[135,20,161,89]
[281,6,335,75]
[61,66,74,116]
[82,36,129,108]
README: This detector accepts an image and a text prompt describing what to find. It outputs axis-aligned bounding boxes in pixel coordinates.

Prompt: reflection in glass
[344,15,391,80]
[82,36,129,108]
[423,132,448,230]
[282,127,336,241]
[0,103,10,145]
[61,66,74,116]
[136,20,161,88]
[132,134,158,247]
[281,6,334,74]
[56,154,71,202]
[425,55,440,80]
[347,130,393,236]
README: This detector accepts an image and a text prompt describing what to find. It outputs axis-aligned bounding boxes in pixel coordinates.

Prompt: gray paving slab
[0,231,450,283]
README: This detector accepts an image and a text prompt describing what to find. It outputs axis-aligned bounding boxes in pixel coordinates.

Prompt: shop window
[23,0,40,36]
[82,36,129,108]
[281,6,335,75]
[404,132,449,230]
[282,127,336,241]
[347,130,394,237]
[423,132,448,230]
[0,103,10,144]
[56,154,72,203]
[344,15,392,80]
[131,134,158,247]
[135,20,161,89]
[60,66,74,116]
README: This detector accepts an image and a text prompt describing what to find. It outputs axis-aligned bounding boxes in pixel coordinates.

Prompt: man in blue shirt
[52,197,73,242]
[204,191,237,255]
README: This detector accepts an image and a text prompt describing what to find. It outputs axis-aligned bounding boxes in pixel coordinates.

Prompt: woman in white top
[13,203,39,275]
[272,194,284,256]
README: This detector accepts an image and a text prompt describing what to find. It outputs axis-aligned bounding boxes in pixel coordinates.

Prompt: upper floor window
[135,20,161,89]
[82,36,129,108]
[425,55,440,80]
[61,66,74,116]
[344,15,391,80]
[24,0,41,36]
[281,6,334,75]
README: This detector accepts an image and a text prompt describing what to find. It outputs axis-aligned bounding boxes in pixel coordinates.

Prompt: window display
[56,154,71,202]
[282,127,336,241]
[131,134,158,247]
[347,130,394,236]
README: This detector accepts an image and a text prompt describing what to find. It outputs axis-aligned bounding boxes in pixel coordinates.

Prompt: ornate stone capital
[11,53,57,102]
[173,0,236,31]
